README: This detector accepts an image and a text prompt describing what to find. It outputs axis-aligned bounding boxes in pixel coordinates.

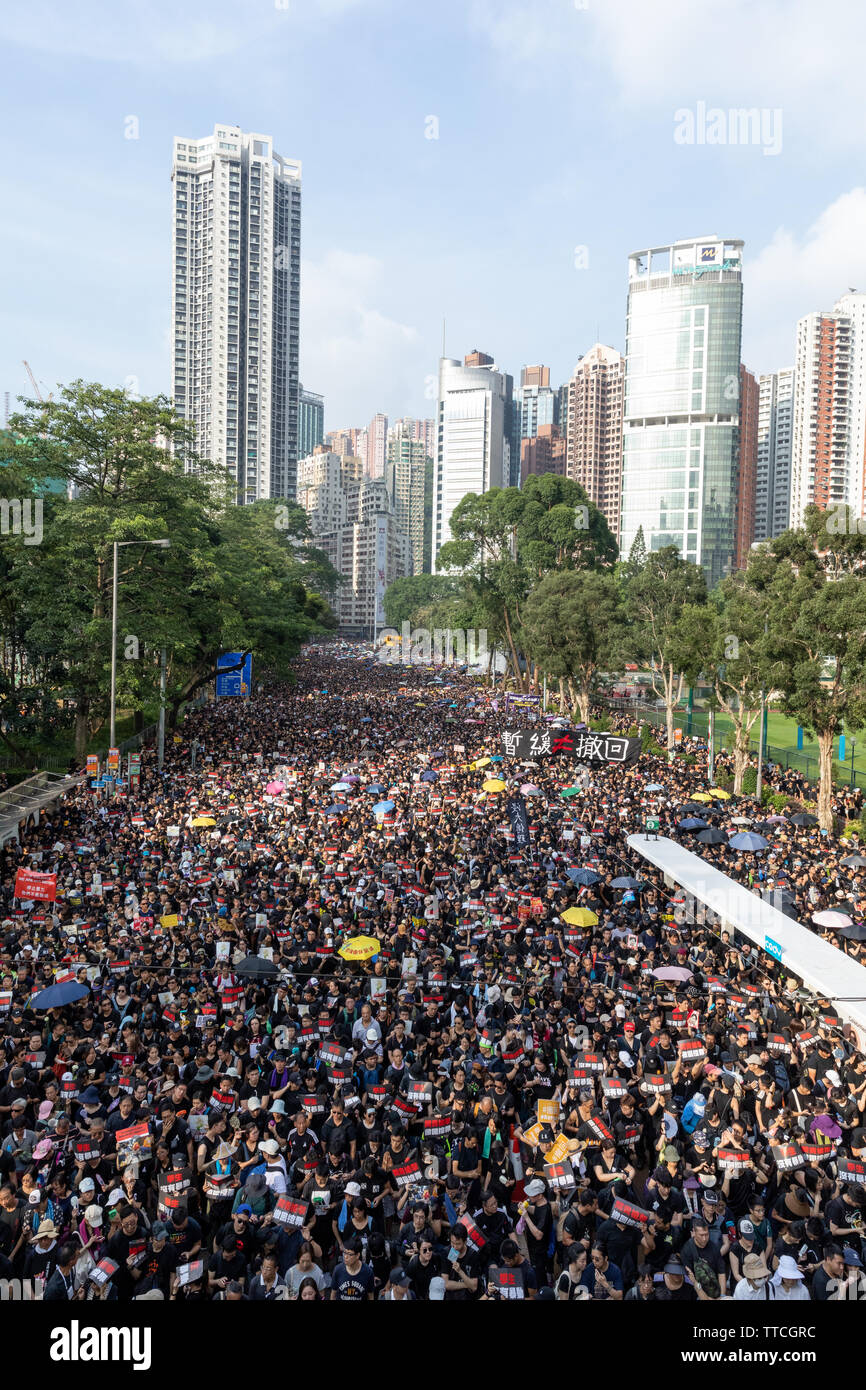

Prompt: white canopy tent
[626,833,866,1046]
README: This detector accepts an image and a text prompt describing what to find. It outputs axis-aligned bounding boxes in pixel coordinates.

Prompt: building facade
[620,237,744,585]
[298,385,324,463]
[565,343,625,538]
[385,422,428,575]
[298,449,409,633]
[432,352,512,571]
[170,125,301,502]
[520,423,567,482]
[789,293,866,527]
[735,366,758,568]
[755,368,794,541]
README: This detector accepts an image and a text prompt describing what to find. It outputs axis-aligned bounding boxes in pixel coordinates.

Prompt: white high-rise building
[432,351,512,571]
[755,369,794,541]
[171,125,301,503]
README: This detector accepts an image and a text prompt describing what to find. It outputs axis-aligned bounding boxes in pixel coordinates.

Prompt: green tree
[522,570,623,723]
[626,547,709,755]
[763,511,866,830]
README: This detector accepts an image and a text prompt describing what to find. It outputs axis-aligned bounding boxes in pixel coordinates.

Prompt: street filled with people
[3,644,866,1303]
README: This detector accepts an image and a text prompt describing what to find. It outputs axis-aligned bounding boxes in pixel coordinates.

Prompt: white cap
[258,1138,279,1156]
[85,1204,103,1226]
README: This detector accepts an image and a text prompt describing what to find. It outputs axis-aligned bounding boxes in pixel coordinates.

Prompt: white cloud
[468,0,866,150]
[0,0,370,67]
[300,250,426,424]
[744,189,866,373]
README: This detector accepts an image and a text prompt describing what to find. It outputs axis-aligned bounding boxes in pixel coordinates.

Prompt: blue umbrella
[324,803,347,815]
[373,800,395,814]
[366,784,387,795]
[420,770,438,782]
[31,981,90,1010]
[728,831,769,851]
[611,876,644,890]
[490,755,503,763]
[644,783,665,792]
[567,867,601,886]
[678,818,708,830]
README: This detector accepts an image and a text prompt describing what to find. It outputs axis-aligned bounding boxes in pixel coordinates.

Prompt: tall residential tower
[171,125,301,503]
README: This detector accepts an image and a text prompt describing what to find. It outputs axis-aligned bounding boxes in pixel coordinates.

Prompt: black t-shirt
[406,1252,444,1299]
[445,1246,482,1300]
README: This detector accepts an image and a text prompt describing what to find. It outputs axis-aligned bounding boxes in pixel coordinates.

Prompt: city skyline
[4,1,866,427]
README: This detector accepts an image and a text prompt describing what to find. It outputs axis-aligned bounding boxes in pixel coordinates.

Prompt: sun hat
[743,1252,769,1280]
[32,1219,59,1241]
[772,1255,804,1284]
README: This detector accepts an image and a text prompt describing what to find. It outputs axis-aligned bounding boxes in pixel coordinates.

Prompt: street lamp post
[109,538,170,748]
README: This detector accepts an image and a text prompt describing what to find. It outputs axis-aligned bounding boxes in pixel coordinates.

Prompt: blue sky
[3,0,866,427]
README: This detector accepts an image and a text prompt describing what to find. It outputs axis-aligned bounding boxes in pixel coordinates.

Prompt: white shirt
[733,1277,769,1300]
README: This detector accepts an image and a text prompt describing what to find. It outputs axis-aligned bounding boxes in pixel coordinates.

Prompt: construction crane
[22,360,52,404]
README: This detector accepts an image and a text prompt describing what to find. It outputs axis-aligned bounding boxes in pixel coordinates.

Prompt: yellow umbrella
[190,816,216,827]
[338,935,381,961]
[472,757,492,770]
[482,779,507,792]
[561,907,598,926]
[690,792,713,803]
[710,788,731,800]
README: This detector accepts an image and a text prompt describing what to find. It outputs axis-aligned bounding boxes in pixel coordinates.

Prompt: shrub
[741,767,758,795]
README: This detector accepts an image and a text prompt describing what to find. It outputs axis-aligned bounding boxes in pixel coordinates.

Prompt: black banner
[506,793,530,848]
[501,728,640,763]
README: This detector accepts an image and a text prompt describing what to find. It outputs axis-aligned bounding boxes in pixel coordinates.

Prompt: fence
[597,696,866,793]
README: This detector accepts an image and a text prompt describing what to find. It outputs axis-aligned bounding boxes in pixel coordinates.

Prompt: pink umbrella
[652,966,694,982]
[265,780,285,795]
[521,784,541,795]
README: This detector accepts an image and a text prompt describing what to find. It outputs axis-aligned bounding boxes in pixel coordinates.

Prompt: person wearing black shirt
[406,1239,443,1298]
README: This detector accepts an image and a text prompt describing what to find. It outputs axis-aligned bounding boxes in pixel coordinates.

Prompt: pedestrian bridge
[0,770,84,849]
[627,832,866,1049]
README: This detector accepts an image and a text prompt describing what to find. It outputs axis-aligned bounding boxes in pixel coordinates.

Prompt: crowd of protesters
[1,643,866,1303]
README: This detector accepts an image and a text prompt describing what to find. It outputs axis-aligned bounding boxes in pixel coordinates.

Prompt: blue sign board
[764,935,784,963]
[216,651,252,699]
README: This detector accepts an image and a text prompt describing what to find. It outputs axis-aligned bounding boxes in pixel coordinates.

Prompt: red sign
[14,869,57,902]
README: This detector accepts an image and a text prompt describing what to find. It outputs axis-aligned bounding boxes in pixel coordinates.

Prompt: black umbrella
[235,955,279,978]
[790,812,818,827]
[698,828,728,845]
[841,854,866,868]
[831,923,866,942]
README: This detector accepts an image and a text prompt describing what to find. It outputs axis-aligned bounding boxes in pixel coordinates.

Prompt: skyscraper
[432,351,512,571]
[366,413,389,479]
[171,125,301,503]
[789,293,866,527]
[385,421,428,575]
[755,368,794,541]
[735,366,758,569]
[620,237,744,585]
[516,365,556,438]
[298,385,324,463]
[565,343,624,539]
[298,448,409,633]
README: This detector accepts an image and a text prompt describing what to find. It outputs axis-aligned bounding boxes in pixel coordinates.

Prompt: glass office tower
[620,237,744,586]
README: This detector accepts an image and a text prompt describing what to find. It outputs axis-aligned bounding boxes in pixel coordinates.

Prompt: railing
[596,695,866,793]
